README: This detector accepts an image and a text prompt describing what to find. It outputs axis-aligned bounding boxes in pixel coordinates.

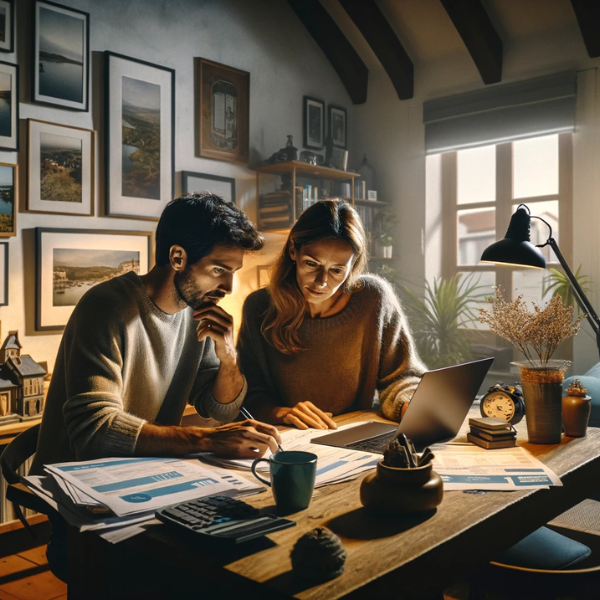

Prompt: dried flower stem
[478,288,585,367]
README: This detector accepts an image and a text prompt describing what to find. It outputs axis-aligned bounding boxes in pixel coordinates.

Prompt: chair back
[0,424,40,485]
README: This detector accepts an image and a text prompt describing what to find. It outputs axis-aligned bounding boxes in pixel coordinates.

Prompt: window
[441,133,573,334]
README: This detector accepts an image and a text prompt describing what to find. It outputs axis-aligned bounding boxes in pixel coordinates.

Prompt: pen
[239,406,284,453]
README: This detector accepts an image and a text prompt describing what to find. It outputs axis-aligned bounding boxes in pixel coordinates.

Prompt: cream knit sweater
[31,272,245,474]
[238,275,425,422]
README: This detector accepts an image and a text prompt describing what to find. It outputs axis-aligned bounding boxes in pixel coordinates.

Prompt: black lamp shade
[480,206,547,268]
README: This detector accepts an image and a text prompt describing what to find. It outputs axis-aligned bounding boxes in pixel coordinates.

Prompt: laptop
[311,357,494,453]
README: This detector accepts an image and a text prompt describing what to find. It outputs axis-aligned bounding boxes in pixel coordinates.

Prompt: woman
[237,200,425,430]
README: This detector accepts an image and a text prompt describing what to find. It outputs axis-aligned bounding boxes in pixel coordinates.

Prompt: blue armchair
[563,363,600,427]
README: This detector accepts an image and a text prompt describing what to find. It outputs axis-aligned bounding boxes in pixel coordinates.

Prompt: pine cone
[290,527,346,582]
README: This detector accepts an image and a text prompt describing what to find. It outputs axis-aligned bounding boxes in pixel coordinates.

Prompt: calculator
[155,495,295,546]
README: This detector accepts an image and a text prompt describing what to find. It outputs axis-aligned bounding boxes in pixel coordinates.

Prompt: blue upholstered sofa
[563,362,600,427]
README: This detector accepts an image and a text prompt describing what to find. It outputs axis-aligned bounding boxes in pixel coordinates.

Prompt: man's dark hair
[155,193,263,266]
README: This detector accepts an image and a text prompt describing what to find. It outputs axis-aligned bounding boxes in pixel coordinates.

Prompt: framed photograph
[0,241,7,306]
[182,171,236,204]
[197,58,249,164]
[328,105,347,149]
[35,228,151,331]
[257,265,271,289]
[33,1,90,111]
[0,163,16,236]
[28,119,94,216]
[303,96,324,150]
[0,61,18,151]
[105,52,175,220]
[0,1,14,53]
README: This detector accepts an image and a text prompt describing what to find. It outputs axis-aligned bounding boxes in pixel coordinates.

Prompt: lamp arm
[545,238,600,335]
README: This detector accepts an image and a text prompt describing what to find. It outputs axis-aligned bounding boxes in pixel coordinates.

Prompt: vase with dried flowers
[479,289,585,444]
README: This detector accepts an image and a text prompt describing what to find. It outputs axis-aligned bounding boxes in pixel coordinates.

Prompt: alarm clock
[480,383,525,425]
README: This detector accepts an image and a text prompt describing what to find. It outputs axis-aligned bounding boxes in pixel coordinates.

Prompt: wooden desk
[66,411,600,599]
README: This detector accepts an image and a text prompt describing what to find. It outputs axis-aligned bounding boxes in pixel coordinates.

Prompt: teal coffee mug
[251,451,317,513]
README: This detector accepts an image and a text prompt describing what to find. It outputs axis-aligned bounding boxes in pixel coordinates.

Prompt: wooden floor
[0,545,65,600]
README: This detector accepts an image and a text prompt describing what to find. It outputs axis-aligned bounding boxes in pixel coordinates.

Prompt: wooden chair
[0,424,56,529]
[468,520,600,599]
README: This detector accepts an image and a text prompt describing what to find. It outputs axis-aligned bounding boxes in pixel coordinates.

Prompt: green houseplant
[402,273,484,369]
[543,266,591,315]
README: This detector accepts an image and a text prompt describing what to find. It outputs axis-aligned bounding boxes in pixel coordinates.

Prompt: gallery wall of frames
[0,0,353,372]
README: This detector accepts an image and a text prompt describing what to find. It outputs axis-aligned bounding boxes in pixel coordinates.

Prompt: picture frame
[35,228,152,331]
[197,58,249,164]
[33,1,90,111]
[257,265,271,289]
[303,96,324,150]
[328,105,347,149]
[105,51,175,220]
[0,0,14,54]
[0,61,18,151]
[28,119,94,216]
[182,171,236,204]
[0,162,16,236]
[0,241,7,306]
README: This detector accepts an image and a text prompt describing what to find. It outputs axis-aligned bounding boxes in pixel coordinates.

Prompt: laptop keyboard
[346,431,397,454]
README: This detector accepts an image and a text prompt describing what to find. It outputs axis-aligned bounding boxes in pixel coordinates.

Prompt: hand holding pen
[240,406,284,453]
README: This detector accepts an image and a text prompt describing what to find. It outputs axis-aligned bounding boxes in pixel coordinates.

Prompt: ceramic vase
[562,393,591,437]
[513,360,571,444]
[360,460,443,514]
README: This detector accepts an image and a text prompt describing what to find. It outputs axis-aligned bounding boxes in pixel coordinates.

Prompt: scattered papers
[202,424,381,488]
[430,444,562,491]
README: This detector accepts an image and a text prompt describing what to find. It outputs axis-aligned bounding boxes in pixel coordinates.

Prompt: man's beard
[173,268,225,311]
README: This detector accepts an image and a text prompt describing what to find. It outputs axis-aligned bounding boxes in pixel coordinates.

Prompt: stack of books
[258,190,293,230]
[467,417,517,449]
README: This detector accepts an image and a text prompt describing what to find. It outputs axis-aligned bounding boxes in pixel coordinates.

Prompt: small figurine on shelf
[0,330,47,421]
[266,134,298,164]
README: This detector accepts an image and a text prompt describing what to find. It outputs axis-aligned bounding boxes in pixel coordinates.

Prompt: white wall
[352,5,600,373]
[0,0,354,372]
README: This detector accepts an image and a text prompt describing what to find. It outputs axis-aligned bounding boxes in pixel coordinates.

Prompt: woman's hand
[281,401,338,430]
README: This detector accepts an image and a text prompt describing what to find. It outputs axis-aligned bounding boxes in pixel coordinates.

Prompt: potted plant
[379,234,393,258]
[478,290,585,444]
[402,273,484,369]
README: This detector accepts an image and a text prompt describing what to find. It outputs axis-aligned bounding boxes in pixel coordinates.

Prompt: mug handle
[251,458,271,487]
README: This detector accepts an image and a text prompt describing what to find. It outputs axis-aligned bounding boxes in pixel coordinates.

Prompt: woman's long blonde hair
[262,199,368,354]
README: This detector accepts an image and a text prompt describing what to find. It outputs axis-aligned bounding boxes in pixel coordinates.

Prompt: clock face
[481,392,515,421]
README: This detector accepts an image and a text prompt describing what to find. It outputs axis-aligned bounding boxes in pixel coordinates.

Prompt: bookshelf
[254,161,392,262]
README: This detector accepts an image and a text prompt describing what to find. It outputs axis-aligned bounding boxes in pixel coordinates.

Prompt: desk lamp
[480,204,600,358]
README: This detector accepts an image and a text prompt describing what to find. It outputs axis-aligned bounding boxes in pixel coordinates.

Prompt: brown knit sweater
[237,275,426,422]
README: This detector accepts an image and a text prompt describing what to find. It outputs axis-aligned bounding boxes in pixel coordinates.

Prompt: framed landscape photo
[182,171,236,204]
[33,1,89,111]
[28,119,94,216]
[0,0,14,53]
[105,51,175,220]
[0,241,7,306]
[0,163,16,236]
[329,105,347,149]
[0,61,18,151]
[303,96,324,150]
[197,58,249,164]
[35,228,151,331]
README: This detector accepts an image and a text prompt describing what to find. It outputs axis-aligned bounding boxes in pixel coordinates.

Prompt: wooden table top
[124,411,600,600]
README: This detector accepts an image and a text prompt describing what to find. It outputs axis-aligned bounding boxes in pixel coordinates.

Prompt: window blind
[423,71,576,154]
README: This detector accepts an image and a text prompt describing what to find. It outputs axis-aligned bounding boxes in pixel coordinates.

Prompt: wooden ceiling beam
[287,0,368,105]
[570,0,600,58]
[440,0,502,84]
[339,0,413,100]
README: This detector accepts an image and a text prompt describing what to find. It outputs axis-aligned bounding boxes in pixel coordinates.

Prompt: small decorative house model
[0,375,18,423]
[0,331,47,421]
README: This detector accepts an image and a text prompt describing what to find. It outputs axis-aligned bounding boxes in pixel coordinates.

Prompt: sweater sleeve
[62,292,146,460]
[374,280,427,422]
[237,291,280,414]
[189,337,247,423]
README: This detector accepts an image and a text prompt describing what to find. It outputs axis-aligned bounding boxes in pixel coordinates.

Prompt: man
[31,193,281,476]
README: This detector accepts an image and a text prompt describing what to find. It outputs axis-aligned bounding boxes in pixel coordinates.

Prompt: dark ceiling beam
[440,0,502,85]
[287,0,368,104]
[339,0,413,100]
[570,0,600,58]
